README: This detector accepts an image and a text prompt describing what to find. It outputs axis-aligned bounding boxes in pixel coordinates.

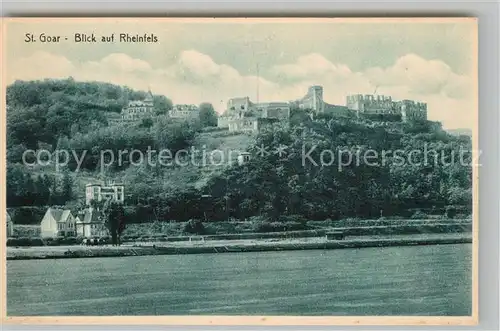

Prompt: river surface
[7,244,472,316]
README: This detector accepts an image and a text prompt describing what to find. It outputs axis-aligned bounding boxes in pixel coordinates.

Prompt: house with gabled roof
[6,211,14,237]
[40,207,76,238]
[76,207,108,238]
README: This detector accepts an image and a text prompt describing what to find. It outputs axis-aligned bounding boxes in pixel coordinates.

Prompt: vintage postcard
[1,17,478,325]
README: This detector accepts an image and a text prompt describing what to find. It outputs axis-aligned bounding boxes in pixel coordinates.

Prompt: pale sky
[5,18,477,129]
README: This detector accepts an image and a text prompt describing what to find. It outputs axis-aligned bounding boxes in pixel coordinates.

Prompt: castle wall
[217,116,232,128]
[399,100,428,122]
[346,94,427,122]
[256,102,290,120]
[323,104,353,118]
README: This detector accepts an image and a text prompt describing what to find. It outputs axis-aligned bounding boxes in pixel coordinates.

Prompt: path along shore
[7,233,472,260]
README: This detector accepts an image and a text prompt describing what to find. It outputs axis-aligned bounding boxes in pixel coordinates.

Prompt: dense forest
[205,116,472,222]
[6,78,473,225]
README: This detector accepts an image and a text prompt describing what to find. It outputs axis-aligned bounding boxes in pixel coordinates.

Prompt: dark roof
[49,208,64,222]
[79,208,101,224]
[45,208,73,223]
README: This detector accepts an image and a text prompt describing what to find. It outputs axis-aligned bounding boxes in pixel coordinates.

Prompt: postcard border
[0,16,479,326]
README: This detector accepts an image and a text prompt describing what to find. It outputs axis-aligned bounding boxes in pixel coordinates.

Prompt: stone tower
[309,86,325,113]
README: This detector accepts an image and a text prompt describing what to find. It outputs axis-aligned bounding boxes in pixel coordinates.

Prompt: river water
[7,244,472,316]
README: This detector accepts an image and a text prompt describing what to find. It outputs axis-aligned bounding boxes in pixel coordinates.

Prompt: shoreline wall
[7,235,472,261]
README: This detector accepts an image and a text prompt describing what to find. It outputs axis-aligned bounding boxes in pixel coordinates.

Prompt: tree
[199,103,218,127]
[102,201,126,245]
[183,219,206,235]
[61,169,73,202]
[139,117,154,128]
[153,95,173,115]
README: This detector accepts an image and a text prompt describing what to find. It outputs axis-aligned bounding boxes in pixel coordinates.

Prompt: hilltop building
[398,99,428,122]
[294,86,352,117]
[121,89,155,122]
[169,104,200,120]
[105,111,123,126]
[218,86,428,132]
[346,94,427,122]
[218,97,290,133]
[237,152,251,166]
[85,181,125,206]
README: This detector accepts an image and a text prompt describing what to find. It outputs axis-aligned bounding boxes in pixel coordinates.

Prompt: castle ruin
[295,86,353,118]
[346,94,427,122]
[218,86,428,133]
[218,97,290,133]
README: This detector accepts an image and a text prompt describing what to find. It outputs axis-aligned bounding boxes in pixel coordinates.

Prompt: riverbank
[7,233,472,260]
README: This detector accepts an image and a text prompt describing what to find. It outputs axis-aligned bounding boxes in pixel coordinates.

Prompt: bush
[445,206,456,219]
[8,207,47,225]
[7,237,44,247]
[201,127,227,133]
[252,221,309,233]
[278,214,308,225]
[60,236,79,245]
[183,219,206,235]
[411,210,428,220]
[445,206,471,219]
[138,235,150,242]
[121,235,139,242]
[100,236,111,244]
[44,236,65,246]
[13,224,41,237]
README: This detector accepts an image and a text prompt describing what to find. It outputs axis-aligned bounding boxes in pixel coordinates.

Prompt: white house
[121,89,155,122]
[76,208,108,238]
[237,152,251,165]
[40,208,76,238]
[6,211,14,237]
[86,182,125,206]
[169,104,200,120]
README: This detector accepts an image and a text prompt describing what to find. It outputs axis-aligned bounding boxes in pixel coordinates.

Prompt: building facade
[399,100,428,122]
[237,152,251,166]
[257,102,291,121]
[227,117,259,132]
[40,208,76,238]
[6,211,14,237]
[346,94,427,122]
[227,97,251,112]
[297,86,325,113]
[85,182,125,206]
[218,96,290,133]
[121,89,155,122]
[76,208,108,238]
[169,104,200,120]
